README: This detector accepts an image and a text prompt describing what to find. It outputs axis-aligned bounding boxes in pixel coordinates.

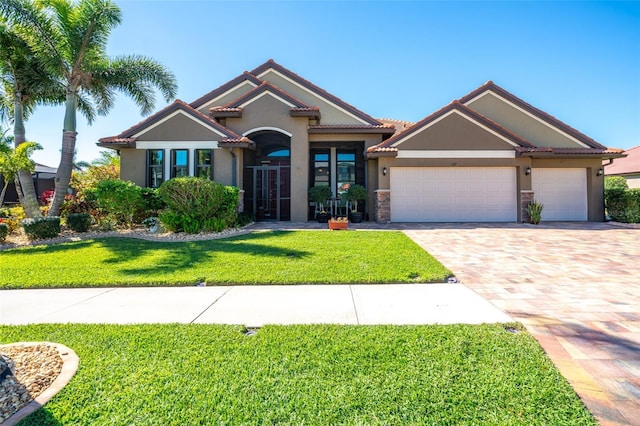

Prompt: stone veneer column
[238,190,245,213]
[520,190,534,223]
[375,190,391,223]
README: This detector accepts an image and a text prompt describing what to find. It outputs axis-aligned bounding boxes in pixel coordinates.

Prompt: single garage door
[532,168,587,221]
[390,167,517,222]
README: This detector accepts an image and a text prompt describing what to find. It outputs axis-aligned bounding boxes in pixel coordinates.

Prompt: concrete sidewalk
[0,284,511,326]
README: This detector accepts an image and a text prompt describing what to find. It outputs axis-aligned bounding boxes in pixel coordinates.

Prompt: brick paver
[404,222,640,426]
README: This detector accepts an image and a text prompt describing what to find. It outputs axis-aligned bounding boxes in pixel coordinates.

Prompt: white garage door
[390,167,517,222]
[532,168,587,221]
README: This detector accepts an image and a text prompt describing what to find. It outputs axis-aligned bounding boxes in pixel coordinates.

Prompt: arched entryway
[243,130,291,221]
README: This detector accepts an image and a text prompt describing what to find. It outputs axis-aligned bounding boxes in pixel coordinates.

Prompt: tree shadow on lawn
[99,231,311,276]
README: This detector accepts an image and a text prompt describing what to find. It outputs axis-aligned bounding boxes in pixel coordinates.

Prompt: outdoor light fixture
[525,166,531,176]
[596,167,604,176]
[382,167,387,176]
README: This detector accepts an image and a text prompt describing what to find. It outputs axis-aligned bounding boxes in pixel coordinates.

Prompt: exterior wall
[214,148,234,186]
[466,93,586,148]
[136,113,220,141]
[626,175,640,188]
[397,113,518,150]
[120,148,146,186]
[256,70,365,125]
[531,157,605,221]
[226,95,310,222]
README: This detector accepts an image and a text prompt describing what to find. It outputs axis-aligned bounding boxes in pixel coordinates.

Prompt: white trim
[136,141,219,150]
[197,80,258,111]
[256,68,370,125]
[390,110,521,148]
[242,127,293,137]
[464,91,591,148]
[239,90,296,108]
[396,150,515,159]
[133,110,229,139]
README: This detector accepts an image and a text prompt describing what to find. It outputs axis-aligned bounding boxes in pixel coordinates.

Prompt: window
[313,152,330,187]
[147,149,164,188]
[171,149,189,178]
[336,151,356,196]
[195,149,213,179]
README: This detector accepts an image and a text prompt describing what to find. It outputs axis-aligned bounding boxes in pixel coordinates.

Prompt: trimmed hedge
[22,216,61,240]
[605,187,640,223]
[66,213,92,232]
[0,223,8,242]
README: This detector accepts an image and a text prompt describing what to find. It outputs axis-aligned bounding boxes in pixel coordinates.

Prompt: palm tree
[1,0,178,216]
[0,138,41,208]
[0,18,63,217]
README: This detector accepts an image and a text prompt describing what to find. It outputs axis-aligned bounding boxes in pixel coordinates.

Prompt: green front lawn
[0,231,451,288]
[1,324,596,425]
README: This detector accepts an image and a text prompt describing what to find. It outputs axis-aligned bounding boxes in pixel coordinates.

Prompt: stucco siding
[119,149,146,186]
[137,112,221,141]
[257,70,365,125]
[195,82,256,114]
[625,175,640,189]
[396,113,518,151]
[213,148,234,186]
[467,93,586,148]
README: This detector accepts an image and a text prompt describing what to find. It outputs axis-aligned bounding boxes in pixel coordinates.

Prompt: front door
[253,166,290,221]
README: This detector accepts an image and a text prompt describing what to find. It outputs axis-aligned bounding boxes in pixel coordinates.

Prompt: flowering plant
[329,217,348,223]
[40,189,55,205]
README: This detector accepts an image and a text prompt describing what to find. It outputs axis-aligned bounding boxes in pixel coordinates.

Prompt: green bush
[157,177,239,234]
[94,179,144,228]
[66,213,92,232]
[0,206,26,233]
[605,186,640,223]
[0,223,8,242]
[604,176,628,191]
[22,216,61,240]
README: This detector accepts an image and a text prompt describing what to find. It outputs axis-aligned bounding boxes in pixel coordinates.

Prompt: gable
[195,80,258,114]
[465,91,589,149]
[256,68,367,126]
[136,111,227,141]
[395,111,518,152]
[224,94,300,136]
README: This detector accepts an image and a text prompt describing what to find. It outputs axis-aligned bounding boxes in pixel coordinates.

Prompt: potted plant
[525,199,544,224]
[309,185,332,223]
[345,184,367,223]
[328,216,349,230]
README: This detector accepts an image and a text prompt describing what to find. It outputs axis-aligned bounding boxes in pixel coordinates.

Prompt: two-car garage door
[389,166,588,222]
[390,167,517,222]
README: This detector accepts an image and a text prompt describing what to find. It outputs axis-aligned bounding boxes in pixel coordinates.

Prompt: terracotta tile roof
[308,124,395,134]
[189,72,262,109]
[251,59,383,126]
[368,101,535,154]
[97,136,136,145]
[218,136,256,149]
[459,81,607,150]
[605,145,639,174]
[209,107,243,118]
[515,146,626,157]
[377,118,415,136]
[98,99,243,144]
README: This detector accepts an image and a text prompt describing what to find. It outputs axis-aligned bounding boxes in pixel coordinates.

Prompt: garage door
[390,167,517,222]
[532,168,587,221]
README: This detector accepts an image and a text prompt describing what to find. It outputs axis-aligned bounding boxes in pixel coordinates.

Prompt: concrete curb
[3,342,78,426]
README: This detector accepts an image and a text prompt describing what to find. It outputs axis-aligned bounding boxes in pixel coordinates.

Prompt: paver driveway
[405,222,640,426]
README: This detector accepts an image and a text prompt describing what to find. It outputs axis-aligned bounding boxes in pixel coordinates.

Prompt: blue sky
[16,0,640,166]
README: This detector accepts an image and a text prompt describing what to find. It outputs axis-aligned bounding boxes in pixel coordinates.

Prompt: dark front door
[253,166,290,221]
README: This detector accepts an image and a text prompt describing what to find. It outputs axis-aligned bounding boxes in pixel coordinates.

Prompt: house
[1,163,57,205]
[98,59,624,223]
[604,145,640,188]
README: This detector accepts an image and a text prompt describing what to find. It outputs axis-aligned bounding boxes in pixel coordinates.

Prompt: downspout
[228,148,237,187]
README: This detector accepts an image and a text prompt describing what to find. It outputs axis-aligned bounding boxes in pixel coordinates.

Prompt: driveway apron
[405,223,640,426]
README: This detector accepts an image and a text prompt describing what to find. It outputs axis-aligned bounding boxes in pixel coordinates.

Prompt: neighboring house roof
[367,100,535,155]
[605,145,640,175]
[459,81,607,150]
[251,59,383,126]
[98,99,245,147]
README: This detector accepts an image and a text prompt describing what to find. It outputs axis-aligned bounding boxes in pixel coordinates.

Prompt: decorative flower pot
[349,212,363,223]
[317,212,331,223]
[328,220,348,230]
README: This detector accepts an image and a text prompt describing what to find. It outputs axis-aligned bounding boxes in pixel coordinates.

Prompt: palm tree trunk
[49,92,77,216]
[13,94,42,218]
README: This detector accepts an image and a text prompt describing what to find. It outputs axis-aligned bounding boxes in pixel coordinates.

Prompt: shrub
[22,216,60,240]
[0,206,26,233]
[604,176,628,191]
[345,184,367,212]
[0,222,8,242]
[605,185,640,223]
[140,187,165,217]
[94,179,144,228]
[66,213,92,232]
[525,199,544,224]
[157,177,239,234]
